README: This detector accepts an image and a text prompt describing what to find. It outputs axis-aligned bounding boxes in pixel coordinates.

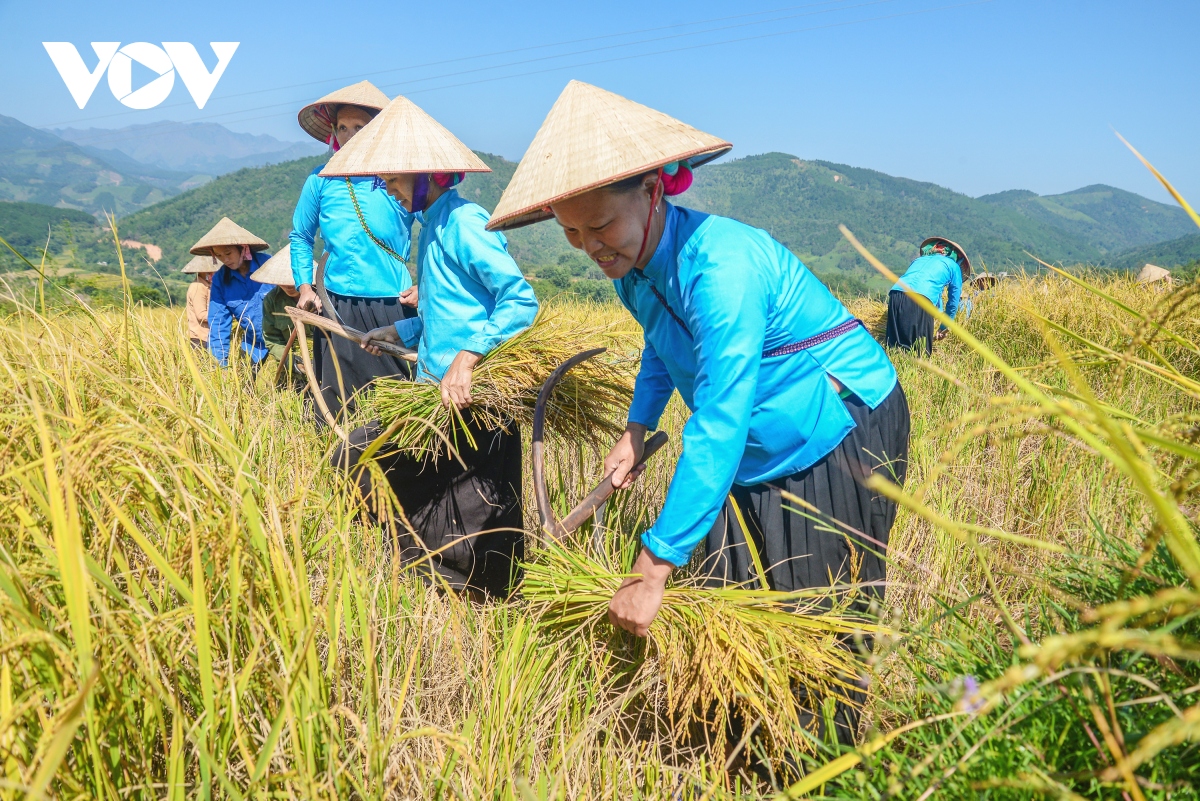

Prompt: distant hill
[978,185,1194,254]
[115,152,578,272]
[51,148,1198,299]
[119,156,327,270]
[0,114,197,215]
[1106,232,1200,273]
[0,200,96,253]
[0,199,177,305]
[684,154,1107,289]
[54,122,325,176]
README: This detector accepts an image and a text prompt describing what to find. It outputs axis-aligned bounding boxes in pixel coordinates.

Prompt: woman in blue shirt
[322,94,539,599]
[292,81,417,418]
[488,81,910,743]
[886,237,971,355]
[190,217,273,369]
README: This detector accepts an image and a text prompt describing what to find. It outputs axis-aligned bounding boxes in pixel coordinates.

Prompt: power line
[40,0,991,155]
[38,0,858,131]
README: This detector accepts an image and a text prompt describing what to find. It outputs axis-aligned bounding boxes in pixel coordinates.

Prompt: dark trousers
[332,418,525,598]
[314,291,417,419]
[703,382,911,745]
[885,289,934,355]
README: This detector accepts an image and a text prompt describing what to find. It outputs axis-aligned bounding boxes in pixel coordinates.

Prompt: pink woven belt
[761,318,864,358]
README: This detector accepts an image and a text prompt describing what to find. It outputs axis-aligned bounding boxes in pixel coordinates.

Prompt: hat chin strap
[411,174,430,213]
[632,169,665,270]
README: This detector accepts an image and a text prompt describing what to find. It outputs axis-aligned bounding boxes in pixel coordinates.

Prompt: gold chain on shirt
[345,177,404,262]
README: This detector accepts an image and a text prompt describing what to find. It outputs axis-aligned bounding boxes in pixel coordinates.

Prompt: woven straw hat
[486,81,731,231]
[250,244,294,285]
[1138,263,1172,284]
[182,254,217,274]
[298,80,391,144]
[319,94,490,178]
[189,217,270,256]
[920,236,972,276]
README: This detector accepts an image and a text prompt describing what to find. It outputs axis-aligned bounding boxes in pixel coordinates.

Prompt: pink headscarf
[659,161,693,195]
[315,104,340,151]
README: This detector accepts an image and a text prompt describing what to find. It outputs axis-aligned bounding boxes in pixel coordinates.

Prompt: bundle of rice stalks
[363,306,636,455]
[522,543,883,756]
[843,296,888,342]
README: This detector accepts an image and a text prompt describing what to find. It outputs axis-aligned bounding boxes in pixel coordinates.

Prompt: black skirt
[702,381,911,743]
[314,291,417,418]
[332,417,524,598]
[885,289,934,355]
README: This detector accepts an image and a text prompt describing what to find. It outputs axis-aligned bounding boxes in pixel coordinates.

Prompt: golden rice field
[1,266,1199,799]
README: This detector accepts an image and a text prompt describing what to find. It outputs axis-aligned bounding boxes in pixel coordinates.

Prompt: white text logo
[42,42,240,110]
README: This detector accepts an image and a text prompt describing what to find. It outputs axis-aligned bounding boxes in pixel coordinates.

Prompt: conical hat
[1138,263,1172,284]
[319,94,490,178]
[298,80,391,144]
[487,81,731,231]
[182,254,217,274]
[250,244,294,285]
[189,217,270,255]
[920,236,972,276]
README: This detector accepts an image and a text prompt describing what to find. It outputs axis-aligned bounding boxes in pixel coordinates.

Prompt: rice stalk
[363,304,636,456]
[522,543,883,757]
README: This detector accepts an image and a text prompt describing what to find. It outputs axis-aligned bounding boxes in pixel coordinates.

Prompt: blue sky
[0,0,1196,205]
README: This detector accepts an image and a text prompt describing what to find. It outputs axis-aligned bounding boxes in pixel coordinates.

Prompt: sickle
[274,325,300,386]
[314,253,337,322]
[533,349,670,541]
[285,306,417,361]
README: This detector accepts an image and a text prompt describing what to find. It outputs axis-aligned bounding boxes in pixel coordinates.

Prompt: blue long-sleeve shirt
[207,252,273,366]
[290,167,414,297]
[616,204,899,567]
[891,254,963,330]
[392,188,538,381]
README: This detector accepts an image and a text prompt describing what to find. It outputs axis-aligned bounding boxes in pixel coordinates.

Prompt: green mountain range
[116,150,1190,274]
[977,184,1194,253]
[683,154,1194,289]
[0,114,206,216]
[1105,232,1200,273]
[0,201,96,253]
[4,145,1195,303]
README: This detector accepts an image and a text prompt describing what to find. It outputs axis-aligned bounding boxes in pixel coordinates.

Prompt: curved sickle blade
[532,347,608,540]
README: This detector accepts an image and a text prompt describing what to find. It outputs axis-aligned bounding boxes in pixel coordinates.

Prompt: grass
[2,213,1200,797]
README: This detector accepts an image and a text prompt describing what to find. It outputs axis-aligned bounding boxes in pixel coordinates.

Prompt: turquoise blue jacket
[207,252,273,366]
[290,168,414,297]
[891,254,963,329]
[392,189,538,381]
[616,204,899,567]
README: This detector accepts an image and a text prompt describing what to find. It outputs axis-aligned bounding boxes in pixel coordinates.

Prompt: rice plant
[523,542,880,760]
[4,175,1200,798]
[781,157,1200,797]
[362,305,637,456]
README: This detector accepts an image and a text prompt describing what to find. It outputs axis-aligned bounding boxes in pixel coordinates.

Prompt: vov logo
[43,42,239,110]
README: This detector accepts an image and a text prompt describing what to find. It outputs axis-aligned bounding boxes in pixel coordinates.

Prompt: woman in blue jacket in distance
[324,94,539,600]
[291,81,417,417]
[190,217,272,370]
[885,237,971,354]
[488,81,910,744]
